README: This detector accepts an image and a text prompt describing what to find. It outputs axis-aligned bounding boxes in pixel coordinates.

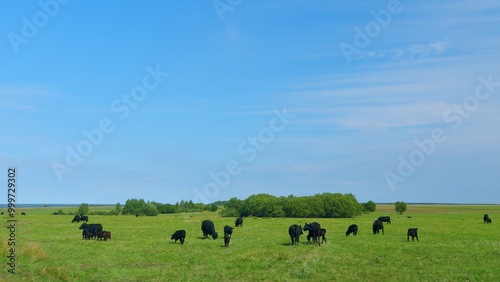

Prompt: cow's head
[79,223,87,229]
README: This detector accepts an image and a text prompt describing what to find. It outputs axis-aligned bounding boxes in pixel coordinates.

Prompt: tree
[77,203,89,215]
[241,194,284,217]
[362,201,376,213]
[209,203,218,212]
[122,199,146,215]
[115,203,122,214]
[142,202,159,216]
[395,201,407,214]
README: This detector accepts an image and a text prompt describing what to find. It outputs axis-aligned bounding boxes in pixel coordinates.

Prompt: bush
[220,208,240,217]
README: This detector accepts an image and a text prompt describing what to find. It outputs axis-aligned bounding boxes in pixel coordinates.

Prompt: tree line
[120,199,218,216]
[220,193,374,218]
[64,195,386,217]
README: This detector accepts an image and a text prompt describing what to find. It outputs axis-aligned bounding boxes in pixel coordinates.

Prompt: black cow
[80,215,88,222]
[407,228,419,242]
[201,220,218,239]
[171,230,186,244]
[21,212,26,215]
[79,223,103,239]
[288,224,303,245]
[72,215,80,223]
[1,212,4,215]
[346,224,358,236]
[378,216,391,224]
[304,222,322,245]
[235,217,243,227]
[486,218,492,223]
[307,228,327,243]
[224,225,234,247]
[373,220,384,235]
[483,214,490,223]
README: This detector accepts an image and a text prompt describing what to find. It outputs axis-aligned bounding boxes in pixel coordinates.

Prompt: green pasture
[1,205,499,281]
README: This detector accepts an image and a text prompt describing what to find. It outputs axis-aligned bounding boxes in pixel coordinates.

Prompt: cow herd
[289,216,421,245]
[67,213,492,246]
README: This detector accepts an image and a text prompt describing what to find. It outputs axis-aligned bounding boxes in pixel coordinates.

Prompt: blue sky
[1,0,499,205]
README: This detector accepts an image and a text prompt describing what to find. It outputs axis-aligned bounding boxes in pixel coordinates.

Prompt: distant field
[1,204,499,281]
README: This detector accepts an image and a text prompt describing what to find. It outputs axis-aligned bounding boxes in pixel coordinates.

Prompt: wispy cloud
[355,39,449,61]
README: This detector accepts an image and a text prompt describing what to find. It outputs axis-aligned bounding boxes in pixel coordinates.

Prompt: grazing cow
[1,212,4,215]
[373,220,384,235]
[235,217,243,227]
[346,224,358,236]
[288,224,303,245]
[80,215,89,222]
[303,222,322,245]
[407,216,412,218]
[72,215,81,223]
[486,218,492,223]
[224,225,234,247]
[79,223,103,239]
[407,228,419,242]
[21,212,26,215]
[201,220,218,239]
[378,216,391,224]
[170,230,186,244]
[484,214,490,223]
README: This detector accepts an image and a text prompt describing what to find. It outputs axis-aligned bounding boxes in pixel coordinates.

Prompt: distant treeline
[220,193,374,218]
[48,194,375,217]
[121,199,218,216]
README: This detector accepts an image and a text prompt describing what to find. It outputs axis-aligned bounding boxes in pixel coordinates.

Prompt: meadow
[1,205,498,281]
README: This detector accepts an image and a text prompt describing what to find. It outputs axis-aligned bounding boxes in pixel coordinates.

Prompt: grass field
[1,205,499,281]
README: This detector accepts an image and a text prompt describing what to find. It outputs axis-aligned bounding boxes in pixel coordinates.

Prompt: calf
[407,228,419,242]
[97,231,111,241]
[486,218,492,224]
[223,225,234,247]
[288,224,303,245]
[170,230,186,244]
[373,220,384,235]
[103,231,111,241]
[345,224,358,236]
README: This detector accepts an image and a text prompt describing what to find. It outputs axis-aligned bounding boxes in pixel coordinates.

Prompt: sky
[1,0,499,205]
